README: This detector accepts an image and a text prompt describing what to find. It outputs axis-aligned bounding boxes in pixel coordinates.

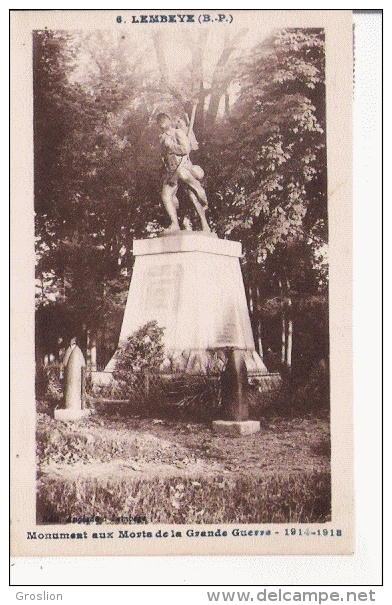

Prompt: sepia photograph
[11,9,354,557]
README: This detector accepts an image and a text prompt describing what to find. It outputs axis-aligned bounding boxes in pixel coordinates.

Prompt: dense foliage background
[34,27,328,385]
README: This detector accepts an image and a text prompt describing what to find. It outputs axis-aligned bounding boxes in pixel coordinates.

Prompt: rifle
[186,102,199,151]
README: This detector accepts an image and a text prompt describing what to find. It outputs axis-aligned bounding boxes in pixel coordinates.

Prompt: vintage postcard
[11,9,354,557]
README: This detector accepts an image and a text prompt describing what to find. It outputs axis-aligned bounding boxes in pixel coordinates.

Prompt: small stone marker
[212,348,260,437]
[54,345,90,421]
[212,419,261,436]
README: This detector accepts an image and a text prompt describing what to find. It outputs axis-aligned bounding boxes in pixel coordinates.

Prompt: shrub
[259,364,330,420]
[112,321,165,396]
[294,364,329,407]
[35,365,63,403]
[146,373,222,421]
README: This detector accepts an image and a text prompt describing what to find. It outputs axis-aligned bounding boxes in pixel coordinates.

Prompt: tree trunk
[257,318,264,359]
[279,279,286,365]
[153,28,246,133]
[247,283,260,354]
[248,285,254,313]
[86,328,92,370]
[287,319,293,372]
[281,316,286,365]
[91,337,97,372]
[205,28,248,126]
[191,30,208,134]
[40,273,44,302]
[286,280,293,372]
[256,285,263,359]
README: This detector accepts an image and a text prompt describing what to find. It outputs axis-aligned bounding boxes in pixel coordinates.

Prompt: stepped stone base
[212,420,261,436]
[161,347,266,375]
[54,408,91,421]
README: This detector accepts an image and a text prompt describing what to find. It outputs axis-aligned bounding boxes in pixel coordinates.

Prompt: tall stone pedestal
[106,232,267,374]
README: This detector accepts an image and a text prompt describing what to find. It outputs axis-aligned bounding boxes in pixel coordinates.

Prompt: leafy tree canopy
[34,27,329,367]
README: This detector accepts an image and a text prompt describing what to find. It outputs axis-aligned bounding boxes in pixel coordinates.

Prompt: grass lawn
[36,400,331,525]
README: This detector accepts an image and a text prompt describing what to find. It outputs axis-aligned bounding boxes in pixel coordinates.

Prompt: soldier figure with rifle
[156,104,211,233]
